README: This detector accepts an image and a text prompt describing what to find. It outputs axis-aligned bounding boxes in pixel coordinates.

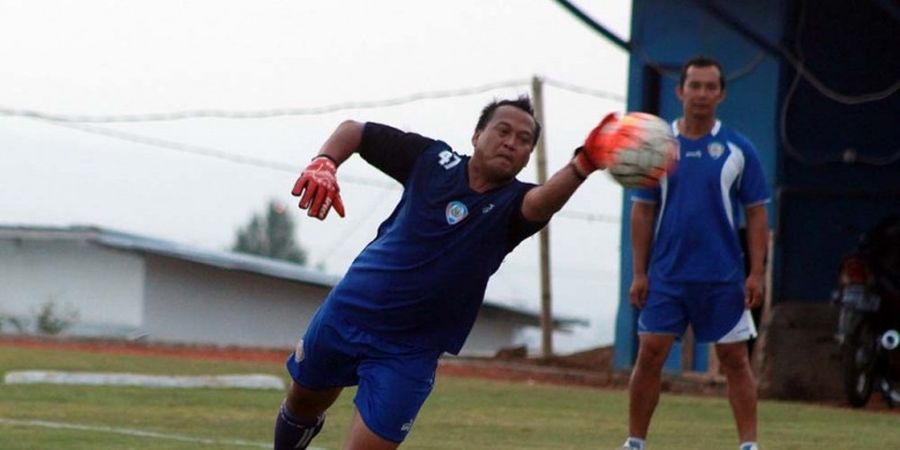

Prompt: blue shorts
[286,310,441,443]
[637,280,745,343]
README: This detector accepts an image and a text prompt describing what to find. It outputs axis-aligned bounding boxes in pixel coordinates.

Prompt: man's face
[471,105,536,181]
[677,65,725,118]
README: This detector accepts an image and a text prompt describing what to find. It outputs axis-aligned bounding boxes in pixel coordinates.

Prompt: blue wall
[614,0,900,371]
[776,0,900,303]
[614,0,785,370]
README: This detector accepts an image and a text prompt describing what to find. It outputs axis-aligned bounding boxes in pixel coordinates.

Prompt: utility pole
[531,75,553,358]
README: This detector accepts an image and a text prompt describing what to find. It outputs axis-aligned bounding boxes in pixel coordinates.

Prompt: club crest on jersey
[707,142,724,159]
[445,201,468,225]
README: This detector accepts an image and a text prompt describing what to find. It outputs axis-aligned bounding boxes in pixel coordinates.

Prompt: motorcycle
[834,216,900,407]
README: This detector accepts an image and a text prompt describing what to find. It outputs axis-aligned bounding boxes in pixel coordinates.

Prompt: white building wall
[0,235,536,354]
[462,317,520,356]
[142,255,529,355]
[142,255,327,348]
[0,239,145,332]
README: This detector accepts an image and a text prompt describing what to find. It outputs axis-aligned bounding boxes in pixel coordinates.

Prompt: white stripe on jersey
[655,176,669,240]
[720,142,745,228]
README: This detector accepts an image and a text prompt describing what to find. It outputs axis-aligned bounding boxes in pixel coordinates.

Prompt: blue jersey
[632,120,770,283]
[322,123,546,354]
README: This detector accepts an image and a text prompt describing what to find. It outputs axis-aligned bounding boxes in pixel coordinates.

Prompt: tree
[232,200,307,265]
[35,301,79,335]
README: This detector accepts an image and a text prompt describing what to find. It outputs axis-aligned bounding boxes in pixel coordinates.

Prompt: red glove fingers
[291,156,346,220]
[572,112,619,178]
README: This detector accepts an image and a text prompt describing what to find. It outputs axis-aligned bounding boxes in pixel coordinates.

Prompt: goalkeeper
[274,96,615,450]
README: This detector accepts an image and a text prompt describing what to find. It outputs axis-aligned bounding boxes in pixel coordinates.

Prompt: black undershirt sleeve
[357,122,435,184]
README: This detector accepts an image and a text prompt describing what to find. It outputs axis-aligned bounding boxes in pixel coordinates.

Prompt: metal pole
[531,75,553,358]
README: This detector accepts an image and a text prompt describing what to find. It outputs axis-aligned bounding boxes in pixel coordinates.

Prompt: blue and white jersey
[632,120,770,283]
[321,123,547,355]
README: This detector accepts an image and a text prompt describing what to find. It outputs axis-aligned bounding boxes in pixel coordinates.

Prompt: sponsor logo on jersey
[446,201,468,225]
[481,203,495,214]
[293,339,304,363]
[707,142,724,159]
[685,150,702,158]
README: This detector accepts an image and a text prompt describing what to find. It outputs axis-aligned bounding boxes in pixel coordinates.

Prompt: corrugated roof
[0,224,339,287]
[0,224,586,328]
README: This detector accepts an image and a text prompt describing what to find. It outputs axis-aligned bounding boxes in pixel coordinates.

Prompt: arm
[292,121,432,220]
[290,120,364,220]
[744,204,769,308]
[521,113,619,222]
[316,120,365,165]
[630,201,656,308]
[520,162,586,222]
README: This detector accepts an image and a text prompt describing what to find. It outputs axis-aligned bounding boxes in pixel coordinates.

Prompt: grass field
[1,346,899,449]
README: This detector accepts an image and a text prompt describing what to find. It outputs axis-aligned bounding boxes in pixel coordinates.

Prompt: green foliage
[1,315,27,333]
[232,200,307,265]
[34,302,78,335]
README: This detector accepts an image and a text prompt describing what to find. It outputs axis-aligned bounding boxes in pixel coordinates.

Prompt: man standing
[621,57,770,450]
[276,96,615,450]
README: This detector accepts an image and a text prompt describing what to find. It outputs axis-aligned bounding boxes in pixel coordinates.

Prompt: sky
[0,0,633,353]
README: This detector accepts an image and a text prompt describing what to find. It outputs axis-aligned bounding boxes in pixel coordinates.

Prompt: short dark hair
[475,96,542,146]
[679,56,726,91]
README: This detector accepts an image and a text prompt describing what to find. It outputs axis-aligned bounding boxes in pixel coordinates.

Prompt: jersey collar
[671,119,722,138]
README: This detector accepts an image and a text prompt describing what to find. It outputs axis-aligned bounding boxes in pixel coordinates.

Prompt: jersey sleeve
[358,122,436,184]
[506,183,550,252]
[737,138,770,207]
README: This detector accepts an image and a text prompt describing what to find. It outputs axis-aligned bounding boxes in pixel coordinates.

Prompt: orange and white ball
[603,112,679,188]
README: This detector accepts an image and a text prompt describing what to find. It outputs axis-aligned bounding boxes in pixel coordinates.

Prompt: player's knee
[285,382,340,419]
[716,346,751,374]
[284,392,309,419]
[636,348,668,371]
[636,340,673,369]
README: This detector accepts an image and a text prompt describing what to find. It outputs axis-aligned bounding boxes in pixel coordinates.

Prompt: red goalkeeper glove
[291,156,346,220]
[571,112,619,179]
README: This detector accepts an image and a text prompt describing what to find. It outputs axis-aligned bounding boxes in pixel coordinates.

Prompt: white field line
[4,371,285,390]
[0,417,328,450]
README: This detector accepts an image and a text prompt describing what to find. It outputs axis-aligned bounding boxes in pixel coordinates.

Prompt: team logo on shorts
[445,201,468,225]
[707,142,724,159]
[293,339,304,363]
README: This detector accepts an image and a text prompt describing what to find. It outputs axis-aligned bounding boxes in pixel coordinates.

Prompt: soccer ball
[604,112,678,188]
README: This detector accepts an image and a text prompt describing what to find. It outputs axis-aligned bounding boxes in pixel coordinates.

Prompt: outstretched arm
[520,113,618,222]
[314,120,365,166]
[291,120,364,220]
[520,162,588,222]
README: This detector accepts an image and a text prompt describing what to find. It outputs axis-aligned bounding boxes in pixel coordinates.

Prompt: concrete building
[0,225,582,356]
